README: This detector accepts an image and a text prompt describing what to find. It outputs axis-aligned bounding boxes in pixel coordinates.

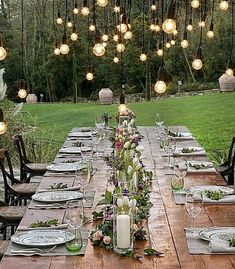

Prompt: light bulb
[93,43,105,57]
[118,104,128,115]
[60,44,70,54]
[113,56,119,63]
[162,19,177,34]
[225,68,234,76]
[73,8,79,14]
[117,23,128,33]
[154,81,167,94]
[102,34,109,42]
[207,30,214,38]
[114,6,120,13]
[191,0,200,8]
[171,40,176,45]
[192,58,203,70]
[140,53,147,62]
[18,89,27,99]
[97,0,108,7]
[71,33,78,41]
[220,1,229,11]
[89,24,96,32]
[102,42,107,47]
[0,121,7,135]
[150,24,156,31]
[124,31,133,40]
[67,21,73,28]
[113,34,119,42]
[198,21,206,28]
[173,29,178,35]
[56,17,63,25]
[157,49,163,57]
[86,72,94,80]
[166,42,171,48]
[181,39,189,48]
[151,4,157,11]
[155,25,161,32]
[187,24,193,31]
[81,7,90,16]
[54,48,60,55]
[0,47,7,61]
[116,43,125,52]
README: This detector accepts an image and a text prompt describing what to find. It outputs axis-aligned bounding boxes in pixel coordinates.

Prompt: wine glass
[95,116,105,130]
[185,191,203,238]
[155,113,164,128]
[163,137,176,170]
[174,160,188,180]
[171,175,184,192]
[81,142,93,161]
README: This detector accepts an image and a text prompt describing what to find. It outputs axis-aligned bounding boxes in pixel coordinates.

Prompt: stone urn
[26,93,38,103]
[219,74,235,92]
[99,88,113,105]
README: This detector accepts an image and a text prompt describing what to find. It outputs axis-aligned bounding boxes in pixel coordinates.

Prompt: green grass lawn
[23,92,235,154]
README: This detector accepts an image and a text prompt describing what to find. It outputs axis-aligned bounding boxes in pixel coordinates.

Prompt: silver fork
[11,245,57,254]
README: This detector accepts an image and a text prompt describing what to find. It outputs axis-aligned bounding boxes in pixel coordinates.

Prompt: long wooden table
[1,126,235,269]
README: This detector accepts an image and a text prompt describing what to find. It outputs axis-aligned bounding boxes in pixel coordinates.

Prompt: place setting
[168,130,195,141]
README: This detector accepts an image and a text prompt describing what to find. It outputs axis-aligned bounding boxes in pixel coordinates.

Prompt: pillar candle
[116,214,130,249]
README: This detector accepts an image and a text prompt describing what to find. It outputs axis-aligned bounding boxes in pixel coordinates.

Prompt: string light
[220,1,229,11]
[86,72,94,80]
[81,0,90,16]
[140,53,147,62]
[162,2,177,34]
[18,79,27,99]
[225,68,234,76]
[192,48,203,70]
[73,3,79,14]
[124,30,133,40]
[113,56,119,63]
[0,109,7,135]
[97,0,108,7]
[191,0,200,9]
[0,35,7,61]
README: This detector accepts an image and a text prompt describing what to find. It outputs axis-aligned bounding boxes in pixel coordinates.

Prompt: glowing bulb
[225,68,234,76]
[116,43,125,52]
[187,24,193,31]
[157,49,163,57]
[71,33,78,41]
[81,7,90,16]
[97,0,108,7]
[198,21,206,28]
[118,104,128,115]
[60,44,70,54]
[102,42,107,48]
[150,24,156,31]
[162,19,177,34]
[0,47,7,61]
[73,8,79,14]
[102,34,109,42]
[93,43,105,57]
[56,17,63,25]
[192,59,203,70]
[114,6,120,13]
[181,39,189,48]
[113,34,119,42]
[89,24,96,32]
[86,72,94,80]
[18,89,27,99]
[191,0,200,8]
[207,30,214,38]
[151,4,157,11]
[154,81,167,93]
[54,48,60,55]
[113,56,119,63]
[0,122,7,135]
[67,21,73,28]
[173,29,178,35]
[171,40,176,45]
[117,23,128,33]
[140,53,147,62]
[124,31,133,40]
[165,42,171,48]
[220,1,229,11]
[155,25,161,32]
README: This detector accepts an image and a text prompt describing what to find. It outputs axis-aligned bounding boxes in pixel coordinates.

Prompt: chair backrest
[12,135,29,164]
[228,136,235,166]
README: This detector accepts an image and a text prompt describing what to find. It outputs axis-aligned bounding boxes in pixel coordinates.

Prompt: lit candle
[117,214,130,249]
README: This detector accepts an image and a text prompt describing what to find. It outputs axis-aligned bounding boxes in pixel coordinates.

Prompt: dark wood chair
[13,134,48,182]
[0,240,10,259]
[0,201,26,239]
[0,149,39,205]
[216,136,235,185]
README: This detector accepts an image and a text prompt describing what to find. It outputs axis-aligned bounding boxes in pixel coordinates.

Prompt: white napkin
[174,147,206,156]
[17,224,68,231]
[69,132,92,137]
[209,239,235,253]
[187,162,216,173]
[193,192,235,204]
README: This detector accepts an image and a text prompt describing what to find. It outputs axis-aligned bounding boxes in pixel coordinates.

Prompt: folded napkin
[193,192,235,204]
[174,147,206,157]
[69,132,92,138]
[17,224,68,231]
[169,131,195,140]
[38,186,81,193]
[209,239,235,253]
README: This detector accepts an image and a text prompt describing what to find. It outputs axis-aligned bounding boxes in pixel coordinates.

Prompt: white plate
[32,191,83,203]
[189,185,234,195]
[199,227,235,241]
[69,132,92,137]
[11,230,74,247]
[59,147,91,154]
[46,162,83,172]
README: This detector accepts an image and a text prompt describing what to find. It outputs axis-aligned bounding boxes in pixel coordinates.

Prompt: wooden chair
[13,134,48,182]
[0,240,10,259]
[0,149,39,205]
[0,201,26,239]
[216,136,235,185]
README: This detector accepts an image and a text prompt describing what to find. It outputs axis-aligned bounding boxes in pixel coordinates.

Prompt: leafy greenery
[204,190,225,201]
[50,183,68,189]
[29,218,59,228]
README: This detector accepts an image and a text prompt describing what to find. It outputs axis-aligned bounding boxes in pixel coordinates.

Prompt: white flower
[127,125,132,133]
[133,224,138,232]
[127,165,133,175]
[135,163,142,170]
[129,199,137,208]
[93,230,103,241]
[124,141,130,149]
[130,150,135,158]
[133,157,139,166]
[117,198,124,207]
[136,145,144,152]
[123,196,129,206]
[129,119,135,126]
[103,236,111,245]
[122,120,128,127]
[131,143,136,149]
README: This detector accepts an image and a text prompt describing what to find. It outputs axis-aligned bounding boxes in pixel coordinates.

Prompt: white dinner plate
[32,191,83,203]
[199,227,235,241]
[189,185,233,195]
[46,162,83,172]
[11,230,74,247]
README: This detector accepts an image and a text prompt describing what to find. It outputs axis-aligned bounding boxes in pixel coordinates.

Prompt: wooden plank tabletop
[1,126,234,269]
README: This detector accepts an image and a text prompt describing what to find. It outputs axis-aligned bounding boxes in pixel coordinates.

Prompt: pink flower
[115,141,123,151]
[93,230,103,241]
[103,236,111,245]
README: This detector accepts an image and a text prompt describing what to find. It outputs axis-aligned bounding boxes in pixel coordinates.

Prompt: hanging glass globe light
[171,39,176,45]
[97,0,108,7]
[192,58,203,70]
[140,53,147,62]
[157,49,163,57]
[117,23,128,33]
[86,72,94,81]
[0,47,7,61]
[93,43,105,56]
[198,20,206,28]
[154,81,167,94]
[81,1,90,16]
[114,6,120,13]
[102,42,107,48]
[102,34,109,42]
[73,3,79,15]
[118,104,128,115]
[113,56,119,63]
[181,39,189,48]
[71,32,78,41]
[56,17,63,25]
[187,24,193,31]
[89,24,96,32]
[151,4,157,11]
[162,2,177,34]
[150,23,156,31]
[124,31,133,40]
[67,18,73,28]
[18,88,27,99]
[207,30,214,38]
[155,24,161,32]
[0,109,7,135]
[116,43,125,52]
[165,42,171,48]
[225,68,234,76]
[60,34,70,55]
[220,1,229,11]
[191,0,200,8]
[54,42,60,55]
